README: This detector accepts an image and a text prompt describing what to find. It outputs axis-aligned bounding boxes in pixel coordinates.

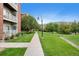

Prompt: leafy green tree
[76,22,79,33]
[45,23,53,32]
[43,20,79,34]
[21,15,39,32]
[58,23,72,34]
[71,20,77,34]
[45,23,58,32]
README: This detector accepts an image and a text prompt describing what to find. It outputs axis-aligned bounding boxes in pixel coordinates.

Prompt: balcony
[8,3,18,11]
[3,8,17,23]
[4,3,18,11]
[3,15,17,23]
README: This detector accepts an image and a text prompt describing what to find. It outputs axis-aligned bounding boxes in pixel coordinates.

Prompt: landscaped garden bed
[0,48,26,56]
[38,32,79,56]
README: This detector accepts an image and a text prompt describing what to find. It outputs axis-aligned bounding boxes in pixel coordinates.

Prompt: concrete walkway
[0,32,44,56]
[24,32,44,56]
[60,36,79,49]
[0,43,30,48]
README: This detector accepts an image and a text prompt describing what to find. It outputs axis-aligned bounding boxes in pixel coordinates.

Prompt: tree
[45,23,53,32]
[43,21,79,34]
[71,20,77,34]
[45,23,58,32]
[21,15,39,32]
[76,22,79,33]
[58,23,72,34]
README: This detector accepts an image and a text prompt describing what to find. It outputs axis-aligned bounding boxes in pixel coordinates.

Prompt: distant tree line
[44,20,79,34]
[21,14,79,34]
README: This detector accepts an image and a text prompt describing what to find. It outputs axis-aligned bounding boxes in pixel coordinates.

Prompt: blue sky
[21,3,79,24]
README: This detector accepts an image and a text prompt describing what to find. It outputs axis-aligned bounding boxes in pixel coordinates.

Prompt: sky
[21,3,79,24]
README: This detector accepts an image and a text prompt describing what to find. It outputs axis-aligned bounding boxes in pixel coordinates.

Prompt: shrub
[10,35,15,39]
[5,37,10,40]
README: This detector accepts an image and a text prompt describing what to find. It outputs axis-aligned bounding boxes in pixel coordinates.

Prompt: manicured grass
[0,32,34,56]
[6,32,34,42]
[63,34,79,45]
[0,48,26,56]
[38,32,79,56]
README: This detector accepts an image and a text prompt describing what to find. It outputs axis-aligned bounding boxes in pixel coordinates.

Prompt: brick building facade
[0,3,21,40]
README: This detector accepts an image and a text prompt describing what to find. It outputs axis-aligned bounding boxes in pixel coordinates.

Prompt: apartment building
[0,3,21,40]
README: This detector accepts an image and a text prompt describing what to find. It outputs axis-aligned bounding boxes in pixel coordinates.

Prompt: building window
[7,26,10,30]
[5,26,10,34]
[13,26,16,30]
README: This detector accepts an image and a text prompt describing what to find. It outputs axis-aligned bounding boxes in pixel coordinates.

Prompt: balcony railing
[9,14,16,21]
[4,14,17,23]
[3,9,17,23]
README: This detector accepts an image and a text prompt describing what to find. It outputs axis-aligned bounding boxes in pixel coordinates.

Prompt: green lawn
[6,32,34,42]
[63,34,79,45]
[0,32,34,56]
[38,32,79,56]
[0,48,26,56]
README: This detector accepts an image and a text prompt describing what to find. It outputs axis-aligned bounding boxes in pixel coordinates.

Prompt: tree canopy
[21,15,39,32]
[44,21,79,34]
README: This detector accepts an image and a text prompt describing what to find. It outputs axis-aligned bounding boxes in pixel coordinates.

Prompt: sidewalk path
[0,43,30,48]
[24,32,44,56]
[60,36,79,49]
